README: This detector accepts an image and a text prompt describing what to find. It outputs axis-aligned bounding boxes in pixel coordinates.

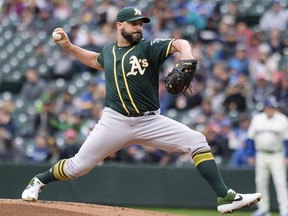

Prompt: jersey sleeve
[146,38,175,64]
[96,51,104,68]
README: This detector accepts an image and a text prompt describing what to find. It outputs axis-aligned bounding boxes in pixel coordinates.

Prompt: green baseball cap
[117,7,150,23]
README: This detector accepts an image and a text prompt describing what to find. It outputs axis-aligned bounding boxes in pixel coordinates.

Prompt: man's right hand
[52,28,72,50]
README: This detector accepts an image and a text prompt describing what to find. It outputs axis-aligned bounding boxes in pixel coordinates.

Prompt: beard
[121,28,142,45]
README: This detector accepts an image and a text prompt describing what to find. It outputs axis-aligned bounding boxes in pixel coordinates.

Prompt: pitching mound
[0,199,180,216]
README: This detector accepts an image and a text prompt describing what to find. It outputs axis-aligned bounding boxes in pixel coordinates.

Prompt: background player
[21,7,261,214]
[247,96,288,216]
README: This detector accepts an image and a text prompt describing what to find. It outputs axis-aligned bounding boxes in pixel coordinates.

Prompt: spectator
[250,77,275,111]
[20,68,46,103]
[259,0,288,31]
[228,43,250,76]
[77,78,105,116]
[96,0,118,26]
[27,132,51,163]
[171,0,188,25]
[51,49,76,80]
[33,43,50,67]
[47,136,60,165]
[273,74,288,115]
[29,3,58,33]
[222,1,241,26]
[188,97,213,127]
[202,126,226,164]
[200,42,224,78]
[0,106,16,137]
[52,0,71,21]
[119,145,146,163]
[209,61,230,91]
[140,146,164,164]
[35,86,58,114]
[159,80,177,115]
[0,0,25,27]
[249,43,278,83]
[78,0,97,26]
[78,104,103,141]
[149,0,173,38]
[55,89,77,115]
[207,84,226,113]
[16,1,38,31]
[246,32,262,59]
[34,100,59,136]
[91,23,117,48]
[228,114,251,168]
[172,90,203,112]
[235,21,253,46]
[266,28,284,56]
[187,0,213,20]
[223,84,247,115]
[0,128,25,162]
[214,118,233,159]
[68,24,89,48]
[59,129,81,159]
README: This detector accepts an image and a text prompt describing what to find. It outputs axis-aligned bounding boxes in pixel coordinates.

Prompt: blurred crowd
[0,0,288,167]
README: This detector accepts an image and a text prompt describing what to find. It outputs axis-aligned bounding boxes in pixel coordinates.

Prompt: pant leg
[270,152,288,213]
[255,152,271,212]
[132,114,210,156]
[65,107,133,178]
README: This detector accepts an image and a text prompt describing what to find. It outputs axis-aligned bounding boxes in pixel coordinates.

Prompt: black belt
[123,111,156,117]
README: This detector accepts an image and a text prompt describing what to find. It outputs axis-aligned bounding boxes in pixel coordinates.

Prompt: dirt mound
[0,199,180,216]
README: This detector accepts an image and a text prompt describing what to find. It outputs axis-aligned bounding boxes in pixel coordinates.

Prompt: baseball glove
[164,59,197,94]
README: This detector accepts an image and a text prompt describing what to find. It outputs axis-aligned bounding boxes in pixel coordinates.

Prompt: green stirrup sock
[36,159,70,184]
[36,170,58,185]
[193,152,228,198]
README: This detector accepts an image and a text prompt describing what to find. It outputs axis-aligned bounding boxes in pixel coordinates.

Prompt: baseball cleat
[21,177,45,201]
[217,189,262,214]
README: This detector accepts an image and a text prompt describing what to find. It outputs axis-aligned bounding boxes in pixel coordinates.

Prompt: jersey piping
[165,39,176,58]
[121,45,140,114]
[112,45,129,114]
[95,54,102,67]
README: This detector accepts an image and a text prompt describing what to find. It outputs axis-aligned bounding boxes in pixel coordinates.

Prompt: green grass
[134,207,278,216]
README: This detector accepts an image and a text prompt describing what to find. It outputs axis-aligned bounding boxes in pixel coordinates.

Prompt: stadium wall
[0,163,279,210]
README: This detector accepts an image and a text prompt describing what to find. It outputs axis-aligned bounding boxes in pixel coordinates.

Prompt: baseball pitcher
[21,7,261,214]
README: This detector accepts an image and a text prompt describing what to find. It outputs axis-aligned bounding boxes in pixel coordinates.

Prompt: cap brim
[126,17,150,23]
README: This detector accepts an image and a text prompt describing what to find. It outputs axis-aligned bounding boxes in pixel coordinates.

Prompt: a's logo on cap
[134,8,141,16]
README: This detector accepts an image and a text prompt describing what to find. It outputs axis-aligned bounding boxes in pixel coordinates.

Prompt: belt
[123,111,156,117]
[258,150,282,154]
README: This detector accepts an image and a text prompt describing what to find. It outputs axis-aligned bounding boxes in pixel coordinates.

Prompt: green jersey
[96,38,175,115]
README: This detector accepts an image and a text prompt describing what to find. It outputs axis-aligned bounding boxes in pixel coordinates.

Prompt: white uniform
[247,111,288,214]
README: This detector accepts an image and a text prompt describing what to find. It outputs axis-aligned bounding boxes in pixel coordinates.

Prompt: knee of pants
[189,131,211,156]
[65,157,95,179]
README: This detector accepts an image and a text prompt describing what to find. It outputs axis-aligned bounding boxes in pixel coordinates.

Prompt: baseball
[52,32,62,41]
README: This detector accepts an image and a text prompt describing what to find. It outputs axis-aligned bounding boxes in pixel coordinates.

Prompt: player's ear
[116,22,123,29]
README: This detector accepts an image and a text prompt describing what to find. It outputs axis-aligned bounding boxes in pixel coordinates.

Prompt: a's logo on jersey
[134,8,141,16]
[127,56,149,76]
